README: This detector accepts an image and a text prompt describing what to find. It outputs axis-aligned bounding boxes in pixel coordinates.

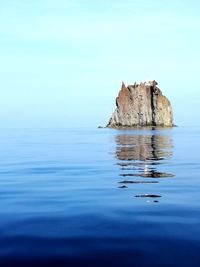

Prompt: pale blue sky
[0,0,200,127]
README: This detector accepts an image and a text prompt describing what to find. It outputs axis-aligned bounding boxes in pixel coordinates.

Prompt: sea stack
[107,80,173,127]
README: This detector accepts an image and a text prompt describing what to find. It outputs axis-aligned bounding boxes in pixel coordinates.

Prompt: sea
[0,126,200,267]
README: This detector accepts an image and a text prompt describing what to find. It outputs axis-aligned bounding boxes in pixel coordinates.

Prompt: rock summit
[107,81,173,127]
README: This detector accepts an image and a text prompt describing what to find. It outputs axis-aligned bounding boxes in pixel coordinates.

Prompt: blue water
[0,127,200,267]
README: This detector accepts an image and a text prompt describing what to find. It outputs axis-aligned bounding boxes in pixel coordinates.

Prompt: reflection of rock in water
[119,180,158,184]
[135,194,162,198]
[116,133,174,198]
[116,135,173,161]
[120,171,174,178]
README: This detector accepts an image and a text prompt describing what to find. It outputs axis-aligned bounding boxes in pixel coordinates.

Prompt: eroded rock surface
[107,81,173,127]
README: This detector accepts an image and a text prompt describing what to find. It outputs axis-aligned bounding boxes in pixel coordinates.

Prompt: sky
[0,0,200,128]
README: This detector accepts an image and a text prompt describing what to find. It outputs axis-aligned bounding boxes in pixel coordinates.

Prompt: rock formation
[107,80,173,127]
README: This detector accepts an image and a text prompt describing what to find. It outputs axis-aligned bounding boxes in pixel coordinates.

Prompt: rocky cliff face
[107,81,173,127]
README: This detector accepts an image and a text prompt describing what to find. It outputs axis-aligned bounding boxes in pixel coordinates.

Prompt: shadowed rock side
[107,81,173,127]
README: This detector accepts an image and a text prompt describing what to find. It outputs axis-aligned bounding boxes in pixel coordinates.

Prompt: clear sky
[0,0,200,128]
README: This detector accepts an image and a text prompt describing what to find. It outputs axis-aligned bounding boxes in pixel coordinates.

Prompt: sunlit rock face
[107,81,173,127]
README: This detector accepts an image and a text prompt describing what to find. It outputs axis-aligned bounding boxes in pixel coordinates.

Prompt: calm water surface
[0,127,200,266]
